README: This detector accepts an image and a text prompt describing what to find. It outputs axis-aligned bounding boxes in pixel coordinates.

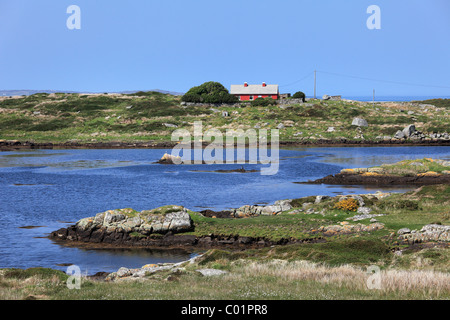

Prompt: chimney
[244,82,248,87]
[262,82,267,87]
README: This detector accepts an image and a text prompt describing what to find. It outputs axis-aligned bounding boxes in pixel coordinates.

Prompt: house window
[258,95,262,98]
[250,96,254,100]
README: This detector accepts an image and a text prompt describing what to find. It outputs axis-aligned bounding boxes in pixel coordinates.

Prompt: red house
[230,82,279,101]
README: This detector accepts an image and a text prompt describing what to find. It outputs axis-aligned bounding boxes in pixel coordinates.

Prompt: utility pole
[373,89,375,107]
[314,70,317,99]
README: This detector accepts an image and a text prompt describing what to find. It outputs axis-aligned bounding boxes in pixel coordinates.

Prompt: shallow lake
[0,146,449,274]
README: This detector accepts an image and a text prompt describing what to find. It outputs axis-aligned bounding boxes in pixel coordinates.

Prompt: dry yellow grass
[239,260,450,296]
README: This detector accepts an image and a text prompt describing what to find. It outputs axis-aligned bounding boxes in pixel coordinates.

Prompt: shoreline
[1,139,450,151]
[301,173,450,186]
[48,232,324,251]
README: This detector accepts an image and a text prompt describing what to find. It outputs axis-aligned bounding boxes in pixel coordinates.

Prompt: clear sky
[1,0,450,98]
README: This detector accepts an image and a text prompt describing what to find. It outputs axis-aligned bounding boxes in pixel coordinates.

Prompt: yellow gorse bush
[333,198,359,212]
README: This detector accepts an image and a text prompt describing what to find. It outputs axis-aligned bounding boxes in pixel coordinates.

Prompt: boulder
[397,228,411,235]
[274,199,293,211]
[232,201,292,218]
[158,153,182,164]
[357,207,372,215]
[352,118,368,127]
[163,123,178,128]
[402,124,416,138]
[116,267,131,278]
[68,206,194,242]
[322,95,331,100]
[315,195,330,204]
[398,224,450,243]
[196,269,228,277]
[394,130,406,140]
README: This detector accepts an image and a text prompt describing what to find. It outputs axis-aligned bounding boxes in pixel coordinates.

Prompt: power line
[316,70,450,90]
[279,71,314,88]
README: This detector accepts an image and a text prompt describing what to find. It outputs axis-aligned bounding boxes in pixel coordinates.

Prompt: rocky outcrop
[390,124,449,142]
[305,173,450,186]
[398,224,450,244]
[106,254,203,281]
[352,118,368,127]
[313,222,385,236]
[231,199,293,218]
[303,159,450,186]
[156,153,183,164]
[49,204,313,248]
[50,206,194,245]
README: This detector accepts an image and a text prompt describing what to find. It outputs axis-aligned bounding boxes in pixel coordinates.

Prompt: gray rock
[350,195,365,207]
[222,111,229,117]
[302,202,313,210]
[277,123,285,129]
[315,195,330,204]
[117,267,131,278]
[398,224,450,243]
[402,124,416,138]
[163,123,178,128]
[103,212,127,225]
[326,127,335,132]
[397,228,411,235]
[260,206,276,215]
[347,213,385,222]
[162,211,193,232]
[274,199,293,211]
[394,130,406,139]
[352,118,368,127]
[196,269,228,277]
[357,207,372,215]
[322,95,331,100]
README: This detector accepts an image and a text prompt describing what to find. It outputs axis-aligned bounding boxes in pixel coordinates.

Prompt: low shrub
[378,199,420,211]
[251,98,277,107]
[333,198,359,212]
[292,91,306,102]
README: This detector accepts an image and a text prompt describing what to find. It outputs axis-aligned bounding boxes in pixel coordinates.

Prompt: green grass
[195,237,391,267]
[187,211,326,242]
[413,98,450,109]
[1,242,448,300]
[379,158,450,176]
[0,185,448,301]
[1,94,449,143]
[183,185,450,245]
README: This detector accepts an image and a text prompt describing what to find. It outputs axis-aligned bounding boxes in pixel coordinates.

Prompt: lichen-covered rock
[397,228,411,235]
[316,223,384,236]
[231,200,293,218]
[352,117,368,127]
[53,206,194,245]
[398,224,450,243]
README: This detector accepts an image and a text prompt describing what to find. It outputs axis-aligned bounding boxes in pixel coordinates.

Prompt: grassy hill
[0,92,449,144]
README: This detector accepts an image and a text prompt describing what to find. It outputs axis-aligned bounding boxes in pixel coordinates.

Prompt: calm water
[0,146,449,274]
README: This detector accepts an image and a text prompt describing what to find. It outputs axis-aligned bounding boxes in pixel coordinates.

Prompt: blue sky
[1,0,449,97]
